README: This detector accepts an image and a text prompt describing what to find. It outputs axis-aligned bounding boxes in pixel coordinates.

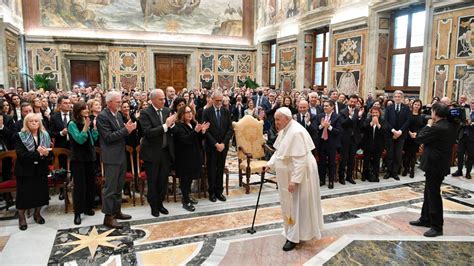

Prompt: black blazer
[362,117,386,153]
[231,104,245,122]
[173,122,204,179]
[384,103,411,137]
[202,106,233,149]
[49,112,70,149]
[315,112,342,148]
[416,119,457,177]
[309,104,323,117]
[339,107,363,144]
[139,105,175,163]
[294,112,318,148]
[14,132,51,177]
[1,114,15,149]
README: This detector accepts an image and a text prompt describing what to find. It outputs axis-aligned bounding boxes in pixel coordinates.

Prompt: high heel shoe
[34,215,45,224]
[19,223,27,231]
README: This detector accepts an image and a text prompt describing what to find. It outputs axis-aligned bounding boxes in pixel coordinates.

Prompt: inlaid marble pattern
[326,240,474,265]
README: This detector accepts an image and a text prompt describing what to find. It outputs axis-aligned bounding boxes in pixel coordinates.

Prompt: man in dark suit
[329,90,346,114]
[140,89,176,217]
[49,96,71,150]
[452,99,474,179]
[231,94,245,122]
[97,90,137,229]
[164,86,176,108]
[293,100,318,152]
[384,90,411,180]
[308,92,323,117]
[338,95,364,184]
[252,88,271,112]
[203,90,233,202]
[410,103,457,237]
[48,92,59,113]
[12,103,33,133]
[316,100,342,189]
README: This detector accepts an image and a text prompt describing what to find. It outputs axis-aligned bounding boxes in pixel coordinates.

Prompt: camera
[447,104,467,125]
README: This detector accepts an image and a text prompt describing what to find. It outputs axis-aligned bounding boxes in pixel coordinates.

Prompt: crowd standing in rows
[0,85,472,230]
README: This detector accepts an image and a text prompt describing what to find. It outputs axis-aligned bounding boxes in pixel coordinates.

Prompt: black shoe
[74,214,81,225]
[328,182,334,189]
[409,219,431,227]
[383,173,390,179]
[393,175,400,181]
[151,208,160,217]
[216,194,227,202]
[452,170,463,177]
[424,228,443,237]
[320,181,325,186]
[402,169,408,177]
[346,178,356,184]
[58,192,65,201]
[410,170,415,178]
[158,206,169,215]
[19,223,27,231]
[34,215,45,224]
[209,195,217,202]
[182,202,195,212]
[189,197,198,205]
[466,173,471,179]
[339,178,345,185]
[282,240,297,251]
[84,209,95,216]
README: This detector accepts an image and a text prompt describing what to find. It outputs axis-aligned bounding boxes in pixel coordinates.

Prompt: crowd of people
[0,84,472,232]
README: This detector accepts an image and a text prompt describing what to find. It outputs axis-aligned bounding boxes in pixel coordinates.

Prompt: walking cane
[248,173,265,234]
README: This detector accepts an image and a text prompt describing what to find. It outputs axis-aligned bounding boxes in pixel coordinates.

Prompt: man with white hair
[97,90,137,229]
[267,107,323,251]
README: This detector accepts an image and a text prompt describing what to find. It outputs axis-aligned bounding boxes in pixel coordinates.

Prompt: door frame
[62,53,108,91]
[147,47,196,91]
[154,54,188,92]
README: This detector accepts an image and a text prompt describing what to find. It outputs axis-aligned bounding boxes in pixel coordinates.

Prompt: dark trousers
[144,150,171,208]
[386,137,405,176]
[102,162,126,215]
[457,135,474,174]
[71,161,95,215]
[420,173,444,231]
[206,148,228,195]
[339,139,357,180]
[363,148,382,180]
[318,141,336,183]
[180,177,194,203]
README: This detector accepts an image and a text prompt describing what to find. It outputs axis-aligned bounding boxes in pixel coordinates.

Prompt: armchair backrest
[232,115,265,160]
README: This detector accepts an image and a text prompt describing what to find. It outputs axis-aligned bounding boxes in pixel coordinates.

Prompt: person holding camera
[68,101,99,225]
[452,99,474,179]
[410,103,457,237]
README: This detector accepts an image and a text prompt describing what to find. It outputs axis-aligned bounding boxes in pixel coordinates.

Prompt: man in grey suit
[97,90,137,229]
[140,89,176,217]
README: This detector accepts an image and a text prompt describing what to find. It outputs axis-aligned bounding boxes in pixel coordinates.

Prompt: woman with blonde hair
[14,113,51,230]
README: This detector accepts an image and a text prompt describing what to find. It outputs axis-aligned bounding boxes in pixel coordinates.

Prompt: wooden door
[70,60,101,87]
[155,54,187,91]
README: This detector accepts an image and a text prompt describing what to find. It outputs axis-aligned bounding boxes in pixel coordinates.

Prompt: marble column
[296,30,305,91]
[0,20,6,87]
[420,0,434,103]
[255,42,263,86]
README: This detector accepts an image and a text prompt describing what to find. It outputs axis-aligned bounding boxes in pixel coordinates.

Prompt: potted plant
[238,77,260,90]
[23,72,55,91]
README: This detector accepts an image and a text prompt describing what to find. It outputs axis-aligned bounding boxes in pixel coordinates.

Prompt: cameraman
[410,103,457,237]
[453,99,474,179]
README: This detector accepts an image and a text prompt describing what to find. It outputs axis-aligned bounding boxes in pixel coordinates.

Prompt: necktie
[322,115,329,140]
[396,104,400,112]
[157,109,167,148]
[257,96,261,108]
[63,113,68,127]
[216,108,221,127]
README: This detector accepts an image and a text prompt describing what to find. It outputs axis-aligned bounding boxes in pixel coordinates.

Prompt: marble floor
[0,164,473,265]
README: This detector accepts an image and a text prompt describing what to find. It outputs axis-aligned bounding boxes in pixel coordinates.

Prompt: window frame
[269,40,277,89]
[386,6,426,93]
[312,27,329,90]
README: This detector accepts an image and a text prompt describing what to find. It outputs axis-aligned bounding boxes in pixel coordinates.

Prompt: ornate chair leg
[245,166,251,194]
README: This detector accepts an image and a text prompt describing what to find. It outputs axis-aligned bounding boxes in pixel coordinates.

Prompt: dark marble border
[434,1,474,14]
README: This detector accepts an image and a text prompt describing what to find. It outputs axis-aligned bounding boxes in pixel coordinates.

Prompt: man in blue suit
[384,90,410,180]
[252,88,271,112]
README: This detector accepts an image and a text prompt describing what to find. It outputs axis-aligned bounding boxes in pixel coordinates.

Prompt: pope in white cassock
[267,107,324,251]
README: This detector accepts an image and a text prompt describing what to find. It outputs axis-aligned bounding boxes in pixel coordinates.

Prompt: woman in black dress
[361,107,385,182]
[173,105,209,212]
[15,113,51,230]
[402,99,426,178]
